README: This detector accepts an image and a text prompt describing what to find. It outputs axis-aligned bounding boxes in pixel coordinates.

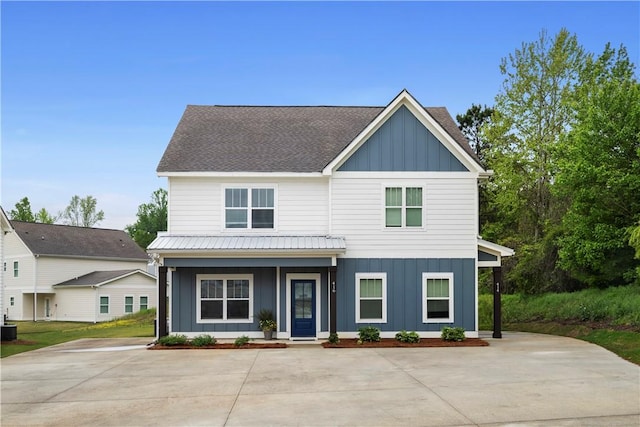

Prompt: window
[140,296,148,311]
[225,187,275,229]
[355,273,387,323]
[13,261,19,278]
[422,273,454,322]
[385,186,423,228]
[10,296,14,306]
[100,296,109,314]
[197,274,253,323]
[3,262,6,271]
[124,296,133,313]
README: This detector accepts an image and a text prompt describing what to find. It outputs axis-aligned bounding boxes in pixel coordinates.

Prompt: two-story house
[148,90,512,340]
[3,221,156,322]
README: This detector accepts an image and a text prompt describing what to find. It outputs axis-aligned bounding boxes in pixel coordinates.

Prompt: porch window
[197,274,253,323]
[355,273,387,323]
[13,261,19,277]
[100,296,109,314]
[124,296,134,313]
[225,187,275,229]
[422,273,454,322]
[140,296,148,311]
[385,186,423,228]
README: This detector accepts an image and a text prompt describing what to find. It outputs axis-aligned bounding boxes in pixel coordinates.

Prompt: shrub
[157,334,188,346]
[328,332,340,344]
[441,327,466,342]
[191,334,216,347]
[395,330,420,343]
[358,326,381,342]
[234,335,250,346]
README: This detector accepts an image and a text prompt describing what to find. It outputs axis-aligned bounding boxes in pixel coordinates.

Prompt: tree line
[458,28,639,294]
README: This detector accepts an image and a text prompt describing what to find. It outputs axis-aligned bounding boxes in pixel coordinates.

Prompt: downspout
[94,285,98,324]
[33,254,39,321]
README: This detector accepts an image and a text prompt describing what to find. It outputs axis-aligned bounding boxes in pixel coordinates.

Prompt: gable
[337,105,468,172]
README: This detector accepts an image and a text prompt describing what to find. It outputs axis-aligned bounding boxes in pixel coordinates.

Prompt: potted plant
[257,309,277,340]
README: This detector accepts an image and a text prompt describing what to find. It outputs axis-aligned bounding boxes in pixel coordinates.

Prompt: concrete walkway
[1,332,639,426]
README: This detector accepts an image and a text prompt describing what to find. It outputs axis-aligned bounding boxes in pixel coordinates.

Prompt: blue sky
[2,1,639,230]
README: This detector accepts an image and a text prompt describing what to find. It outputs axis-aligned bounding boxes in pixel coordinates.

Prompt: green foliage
[555,44,640,287]
[61,195,104,227]
[256,309,276,331]
[395,330,420,343]
[157,334,188,346]
[126,188,168,249]
[328,333,340,344]
[456,104,494,163]
[9,197,35,222]
[357,326,381,342]
[191,334,216,347]
[441,327,466,342]
[234,335,250,346]
[478,284,640,329]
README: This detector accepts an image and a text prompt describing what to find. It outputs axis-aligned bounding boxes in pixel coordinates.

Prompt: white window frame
[422,272,454,323]
[196,274,254,323]
[222,185,277,231]
[355,272,387,323]
[99,295,110,315]
[10,296,15,306]
[382,185,425,229]
[124,295,134,314]
[13,261,19,278]
[139,295,149,311]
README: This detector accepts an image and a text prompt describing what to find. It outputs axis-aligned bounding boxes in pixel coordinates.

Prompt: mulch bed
[149,342,288,350]
[322,338,489,348]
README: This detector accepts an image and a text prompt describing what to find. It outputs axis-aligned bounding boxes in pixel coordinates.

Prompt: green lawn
[1,309,155,358]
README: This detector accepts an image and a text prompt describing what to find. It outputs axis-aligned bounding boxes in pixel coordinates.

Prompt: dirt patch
[1,339,37,345]
[149,342,288,350]
[323,338,489,348]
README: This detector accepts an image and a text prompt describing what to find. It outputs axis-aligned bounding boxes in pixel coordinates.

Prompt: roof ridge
[9,220,126,233]
[186,104,386,109]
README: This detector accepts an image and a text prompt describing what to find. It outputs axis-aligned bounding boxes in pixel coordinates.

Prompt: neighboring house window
[3,262,6,271]
[124,296,134,313]
[10,296,14,306]
[422,273,454,323]
[197,274,253,323]
[355,273,387,323]
[225,187,275,229]
[140,296,148,311]
[13,261,19,277]
[385,187,423,228]
[100,296,109,314]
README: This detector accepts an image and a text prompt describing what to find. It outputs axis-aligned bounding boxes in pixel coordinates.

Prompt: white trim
[334,171,476,179]
[422,272,454,323]
[355,272,387,323]
[159,171,324,178]
[195,274,254,324]
[322,90,485,175]
[139,295,149,311]
[381,184,426,230]
[124,295,134,314]
[221,185,278,232]
[285,273,321,339]
[276,266,281,332]
[99,295,110,315]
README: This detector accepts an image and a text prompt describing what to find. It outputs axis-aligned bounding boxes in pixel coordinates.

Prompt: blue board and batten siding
[338,105,468,172]
[336,258,476,332]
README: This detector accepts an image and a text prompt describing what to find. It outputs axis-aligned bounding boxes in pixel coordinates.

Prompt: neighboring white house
[1,207,14,326]
[148,89,513,339]
[2,220,156,322]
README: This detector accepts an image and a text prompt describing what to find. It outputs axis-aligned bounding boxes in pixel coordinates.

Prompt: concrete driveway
[1,332,639,426]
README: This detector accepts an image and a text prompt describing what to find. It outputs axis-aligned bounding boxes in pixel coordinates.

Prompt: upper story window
[13,261,19,278]
[225,187,275,229]
[385,186,423,228]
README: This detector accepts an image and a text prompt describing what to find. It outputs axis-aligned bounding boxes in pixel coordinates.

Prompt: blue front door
[291,280,315,337]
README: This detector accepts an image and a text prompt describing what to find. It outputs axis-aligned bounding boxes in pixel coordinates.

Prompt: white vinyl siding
[35,258,147,289]
[355,273,387,323]
[168,177,329,234]
[422,272,454,323]
[332,173,477,258]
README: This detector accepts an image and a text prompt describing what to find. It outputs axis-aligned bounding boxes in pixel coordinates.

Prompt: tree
[555,44,640,287]
[483,28,586,293]
[126,188,168,249]
[9,197,35,222]
[61,195,105,227]
[35,208,58,224]
[456,104,494,164]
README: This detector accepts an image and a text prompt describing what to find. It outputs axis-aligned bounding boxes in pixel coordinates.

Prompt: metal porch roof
[147,235,346,252]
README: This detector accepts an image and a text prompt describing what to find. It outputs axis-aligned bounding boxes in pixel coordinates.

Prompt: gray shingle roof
[147,235,346,252]
[157,102,479,173]
[52,269,151,287]
[11,221,148,261]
